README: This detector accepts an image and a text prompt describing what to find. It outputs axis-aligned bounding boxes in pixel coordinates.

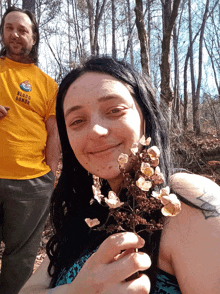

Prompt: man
[0,6,60,294]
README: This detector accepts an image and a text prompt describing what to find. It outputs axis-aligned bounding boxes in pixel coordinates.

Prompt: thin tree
[22,0,35,13]
[86,0,107,56]
[112,0,116,59]
[193,0,209,134]
[160,0,181,129]
[134,0,150,76]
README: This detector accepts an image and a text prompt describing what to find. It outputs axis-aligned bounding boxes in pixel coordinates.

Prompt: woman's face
[63,72,144,191]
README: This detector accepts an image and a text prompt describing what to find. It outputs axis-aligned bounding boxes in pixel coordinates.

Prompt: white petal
[85,218,100,228]
[136,176,152,191]
[105,198,124,209]
[131,143,139,155]
[118,153,129,167]
[139,135,151,146]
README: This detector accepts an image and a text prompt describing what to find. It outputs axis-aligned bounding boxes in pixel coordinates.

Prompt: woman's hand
[65,232,151,294]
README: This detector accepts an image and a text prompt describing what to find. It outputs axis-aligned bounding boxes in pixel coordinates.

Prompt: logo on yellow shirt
[20,80,32,92]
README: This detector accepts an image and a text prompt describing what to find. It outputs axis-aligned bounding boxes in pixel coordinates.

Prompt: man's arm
[0,105,10,119]
[45,116,61,176]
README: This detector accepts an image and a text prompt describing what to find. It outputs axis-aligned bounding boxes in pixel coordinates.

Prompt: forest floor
[0,131,220,274]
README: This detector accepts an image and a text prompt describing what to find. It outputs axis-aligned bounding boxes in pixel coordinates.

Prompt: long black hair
[0,6,39,64]
[46,56,170,288]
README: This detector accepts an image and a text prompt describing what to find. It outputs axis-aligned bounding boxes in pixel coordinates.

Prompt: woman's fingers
[125,273,151,293]
[103,251,151,282]
[95,232,145,264]
[75,232,151,293]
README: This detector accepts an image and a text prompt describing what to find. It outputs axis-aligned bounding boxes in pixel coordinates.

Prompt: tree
[112,0,116,58]
[134,0,150,76]
[160,0,181,128]
[86,0,107,56]
[192,0,209,135]
[22,0,35,13]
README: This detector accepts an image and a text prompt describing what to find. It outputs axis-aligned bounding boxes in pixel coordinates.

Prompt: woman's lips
[86,143,121,155]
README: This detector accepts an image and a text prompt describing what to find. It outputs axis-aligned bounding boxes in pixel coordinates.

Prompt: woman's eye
[69,119,84,127]
[109,107,125,114]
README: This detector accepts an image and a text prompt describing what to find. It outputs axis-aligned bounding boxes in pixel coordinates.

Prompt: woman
[20,57,220,294]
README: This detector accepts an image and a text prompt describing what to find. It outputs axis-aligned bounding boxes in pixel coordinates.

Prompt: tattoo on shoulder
[196,188,220,219]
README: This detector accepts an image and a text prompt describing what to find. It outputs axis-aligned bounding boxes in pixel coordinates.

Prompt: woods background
[1,0,220,270]
[1,0,220,136]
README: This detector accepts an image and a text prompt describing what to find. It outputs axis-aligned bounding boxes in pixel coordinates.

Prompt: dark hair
[46,56,170,287]
[0,6,39,64]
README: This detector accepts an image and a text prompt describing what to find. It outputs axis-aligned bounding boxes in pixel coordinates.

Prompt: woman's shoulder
[160,172,220,293]
[170,172,220,217]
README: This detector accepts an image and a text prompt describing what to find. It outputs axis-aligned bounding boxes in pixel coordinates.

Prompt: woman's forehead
[64,72,134,102]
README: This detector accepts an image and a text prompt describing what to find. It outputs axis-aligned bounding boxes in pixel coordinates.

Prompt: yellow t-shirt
[0,57,58,179]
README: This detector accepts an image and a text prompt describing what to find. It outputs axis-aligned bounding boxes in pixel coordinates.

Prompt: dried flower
[161,194,181,216]
[147,146,160,159]
[131,143,139,155]
[92,185,104,204]
[139,135,151,146]
[136,176,152,191]
[152,187,181,217]
[151,167,164,185]
[105,191,124,209]
[85,218,100,228]
[86,136,181,234]
[118,153,129,168]
[140,162,154,177]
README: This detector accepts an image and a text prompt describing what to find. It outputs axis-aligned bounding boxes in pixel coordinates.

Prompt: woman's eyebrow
[97,96,117,103]
[64,96,120,118]
[64,105,82,118]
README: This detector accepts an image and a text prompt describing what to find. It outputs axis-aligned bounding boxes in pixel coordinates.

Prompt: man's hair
[0,6,39,64]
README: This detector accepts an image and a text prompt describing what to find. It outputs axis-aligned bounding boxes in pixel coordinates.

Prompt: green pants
[0,171,54,294]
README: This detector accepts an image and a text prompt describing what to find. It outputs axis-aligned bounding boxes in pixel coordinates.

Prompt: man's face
[3,11,36,63]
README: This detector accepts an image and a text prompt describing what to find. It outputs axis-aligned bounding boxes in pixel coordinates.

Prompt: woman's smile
[86,143,122,156]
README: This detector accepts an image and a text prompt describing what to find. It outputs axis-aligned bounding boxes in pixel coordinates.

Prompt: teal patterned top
[55,250,181,294]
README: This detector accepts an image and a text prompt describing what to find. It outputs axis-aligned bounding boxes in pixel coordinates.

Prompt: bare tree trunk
[173,23,180,123]
[103,10,107,54]
[94,0,107,56]
[183,22,202,129]
[160,0,181,129]
[86,0,94,55]
[126,0,134,66]
[183,58,188,129]
[188,0,196,98]
[147,0,151,72]
[7,0,11,9]
[134,0,150,76]
[67,0,72,68]
[22,0,35,13]
[193,0,209,135]
[112,0,116,59]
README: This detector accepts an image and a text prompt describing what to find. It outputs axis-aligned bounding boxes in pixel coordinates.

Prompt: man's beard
[4,44,33,61]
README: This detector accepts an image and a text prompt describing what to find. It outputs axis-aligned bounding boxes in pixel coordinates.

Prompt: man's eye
[19,29,27,34]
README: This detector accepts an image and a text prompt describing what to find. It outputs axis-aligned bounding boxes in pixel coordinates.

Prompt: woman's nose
[92,124,109,136]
